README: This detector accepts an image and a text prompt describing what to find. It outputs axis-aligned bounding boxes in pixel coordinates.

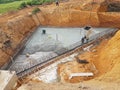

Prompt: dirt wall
[98,12,120,28]
[97,30,120,75]
[0,15,37,67]
[37,10,99,27]
[36,4,120,27]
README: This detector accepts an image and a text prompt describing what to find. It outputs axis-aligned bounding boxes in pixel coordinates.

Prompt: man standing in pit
[81,37,85,44]
[56,0,59,6]
[84,26,93,43]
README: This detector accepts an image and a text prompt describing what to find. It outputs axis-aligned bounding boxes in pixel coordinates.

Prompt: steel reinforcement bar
[17,29,118,80]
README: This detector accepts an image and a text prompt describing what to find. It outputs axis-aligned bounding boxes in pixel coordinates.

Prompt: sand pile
[97,30,120,82]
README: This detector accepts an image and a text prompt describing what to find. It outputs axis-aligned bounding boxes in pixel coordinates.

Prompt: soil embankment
[0,15,37,67]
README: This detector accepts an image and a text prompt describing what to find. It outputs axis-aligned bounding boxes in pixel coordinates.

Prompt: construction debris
[69,72,94,79]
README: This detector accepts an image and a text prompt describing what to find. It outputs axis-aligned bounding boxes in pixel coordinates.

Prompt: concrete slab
[0,70,17,90]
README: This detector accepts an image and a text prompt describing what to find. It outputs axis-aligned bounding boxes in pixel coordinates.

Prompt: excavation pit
[7,27,117,84]
[8,27,116,74]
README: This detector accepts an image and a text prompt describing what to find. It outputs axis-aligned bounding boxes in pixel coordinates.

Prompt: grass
[0,0,54,14]
[0,0,31,14]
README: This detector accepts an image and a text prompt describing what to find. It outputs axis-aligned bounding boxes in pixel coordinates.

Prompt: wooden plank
[69,72,94,79]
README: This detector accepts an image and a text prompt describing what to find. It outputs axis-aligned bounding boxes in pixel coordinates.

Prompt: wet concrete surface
[8,27,116,73]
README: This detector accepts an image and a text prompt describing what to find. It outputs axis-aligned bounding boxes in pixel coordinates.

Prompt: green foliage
[0,0,21,4]
[27,0,43,6]
[26,1,32,6]
[44,0,53,3]
[0,0,55,14]
[26,0,54,6]
[0,0,31,13]
[32,7,40,14]
[19,2,27,9]
[31,0,41,5]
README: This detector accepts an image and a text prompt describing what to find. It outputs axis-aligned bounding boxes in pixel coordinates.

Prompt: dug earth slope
[0,15,36,68]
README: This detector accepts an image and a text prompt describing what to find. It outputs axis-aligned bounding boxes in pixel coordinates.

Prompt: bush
[45,0,52,3]
[27,1,32,6]
[32,7,41,14]
[31,0,42,5]
[26,0,54,6]
[19,2,27,9]
[0,0,21,4]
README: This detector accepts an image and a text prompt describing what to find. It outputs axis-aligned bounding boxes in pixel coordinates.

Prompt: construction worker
[56,0,59,6]
[84,26,91,31]
[84,26,92,43]
[86,37,89,43]
[81,37,85,44]
[42,30,46,34]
